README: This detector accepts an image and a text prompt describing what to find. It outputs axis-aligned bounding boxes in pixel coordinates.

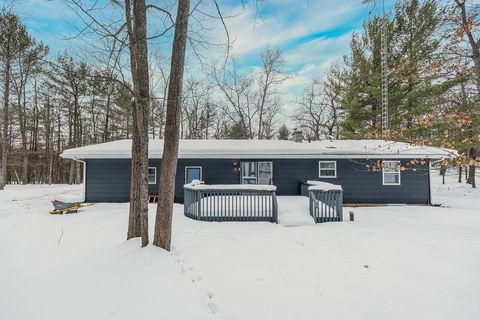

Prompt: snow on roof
[60,139,456,160]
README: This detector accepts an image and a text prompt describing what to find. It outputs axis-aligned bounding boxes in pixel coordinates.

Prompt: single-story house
[61,139,454,204]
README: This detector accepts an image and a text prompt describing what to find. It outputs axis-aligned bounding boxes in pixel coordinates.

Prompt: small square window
[319,161,336,178]
[185,166,202,184]
[148,167,157,184]
[383,161,401,185]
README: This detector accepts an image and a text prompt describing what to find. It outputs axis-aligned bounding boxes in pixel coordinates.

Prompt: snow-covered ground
[1,173,479,320]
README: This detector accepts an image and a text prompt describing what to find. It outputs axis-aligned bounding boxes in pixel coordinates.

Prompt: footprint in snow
[207,301,218,314]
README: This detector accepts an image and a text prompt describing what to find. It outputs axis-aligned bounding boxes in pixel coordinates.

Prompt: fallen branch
[57,227,64,247]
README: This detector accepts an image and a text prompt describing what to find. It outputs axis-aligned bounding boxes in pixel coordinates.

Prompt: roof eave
[60,153,451,160]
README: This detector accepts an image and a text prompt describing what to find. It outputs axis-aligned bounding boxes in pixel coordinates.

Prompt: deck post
[197,190,202,220]
[338,191,343,221]
[272,191,278,223]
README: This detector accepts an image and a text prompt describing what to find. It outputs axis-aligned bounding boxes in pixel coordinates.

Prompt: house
[61,139,454,204]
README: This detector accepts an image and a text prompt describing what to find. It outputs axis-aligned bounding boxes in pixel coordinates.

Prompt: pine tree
[390,0,450,139]
[277,124,289,140]
[341,0,450,141]
[0,12,30,189]
[341,16,396,138]
[226,122,250,139]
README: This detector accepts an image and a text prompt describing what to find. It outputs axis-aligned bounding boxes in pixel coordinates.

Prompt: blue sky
[8,0,377,106]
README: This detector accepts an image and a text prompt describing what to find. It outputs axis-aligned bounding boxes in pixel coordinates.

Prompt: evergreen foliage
[277,124,290,140]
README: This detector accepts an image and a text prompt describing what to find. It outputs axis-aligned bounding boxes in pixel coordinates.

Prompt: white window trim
[240,161,258,184]
[382,161,401,186]
[240,161,273,185]
[185,166,202,184]
[148,167,157,185]
[318,161,337,178]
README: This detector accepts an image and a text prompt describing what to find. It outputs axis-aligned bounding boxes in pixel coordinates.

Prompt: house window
[258,162,273,185]
[148,167,157,184]
[185,166,202,184]
[241,162,257,184]
[241,161,273,184]
[319,161,336,178]
[383,161,401,185]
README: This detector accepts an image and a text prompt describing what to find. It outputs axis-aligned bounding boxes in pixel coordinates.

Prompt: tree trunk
[154,0,190,250]
[440,162,447,185]
[134,0,150,247]
[69,160,75,184]
[125,0,150,247]
[0,59,10,190]
[458,165,462,183]
[466,147,477,188]
[22,151,28,184]
[17,77,29,184]
[128,100,141,239]
[103,92,111,142]
[126,0,141,240]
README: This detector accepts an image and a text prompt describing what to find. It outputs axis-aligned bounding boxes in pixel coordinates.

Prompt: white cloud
[211,0,364,58]
[196,1,364,108]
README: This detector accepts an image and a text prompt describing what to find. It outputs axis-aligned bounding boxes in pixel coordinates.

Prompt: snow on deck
[185,183,277,191]
[306,180,343,191]
[61,138,455,159]
[0,172,479,320]
[277,196,315,226]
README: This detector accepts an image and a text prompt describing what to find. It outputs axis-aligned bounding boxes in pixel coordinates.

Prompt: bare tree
[211,59,256,138]
[149,51,169,138]
[321,64,345,138]
[293,82,326,140]
[154,0,190,250]
[210,47,285,139]
[182,77,217,138]
[256,47,285,139]
[294,64,345,140]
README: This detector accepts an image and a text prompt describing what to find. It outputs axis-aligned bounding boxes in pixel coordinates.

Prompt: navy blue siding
[85,158,430,204]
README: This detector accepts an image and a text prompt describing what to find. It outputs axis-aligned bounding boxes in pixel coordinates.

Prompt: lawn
[0,173,479,320]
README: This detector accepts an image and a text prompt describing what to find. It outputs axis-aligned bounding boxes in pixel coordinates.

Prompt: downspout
[73,157,87,202]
